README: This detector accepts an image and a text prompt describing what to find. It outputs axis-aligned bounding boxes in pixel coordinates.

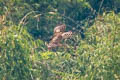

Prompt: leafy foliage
[0,26,44,79]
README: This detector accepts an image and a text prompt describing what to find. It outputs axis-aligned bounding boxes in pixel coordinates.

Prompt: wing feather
[62,31,72,39]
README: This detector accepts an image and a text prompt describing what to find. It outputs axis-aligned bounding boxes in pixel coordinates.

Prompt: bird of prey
[47,24,72,50]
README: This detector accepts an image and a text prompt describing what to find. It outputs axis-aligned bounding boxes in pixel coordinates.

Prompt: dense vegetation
[0,0,120,80]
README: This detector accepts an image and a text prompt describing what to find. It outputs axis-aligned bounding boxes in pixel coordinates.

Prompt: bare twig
[19,11,40,26]
[19,11,40,34]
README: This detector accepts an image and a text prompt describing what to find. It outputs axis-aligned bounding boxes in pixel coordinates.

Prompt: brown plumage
[54,24,66,33]
[47,24,72,50]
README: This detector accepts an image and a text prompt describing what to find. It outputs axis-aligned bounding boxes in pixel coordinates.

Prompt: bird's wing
[61,31,72,39]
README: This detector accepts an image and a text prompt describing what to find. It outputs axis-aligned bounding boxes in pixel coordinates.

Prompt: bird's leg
[57,43,63,47]
[48,47,52,51]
